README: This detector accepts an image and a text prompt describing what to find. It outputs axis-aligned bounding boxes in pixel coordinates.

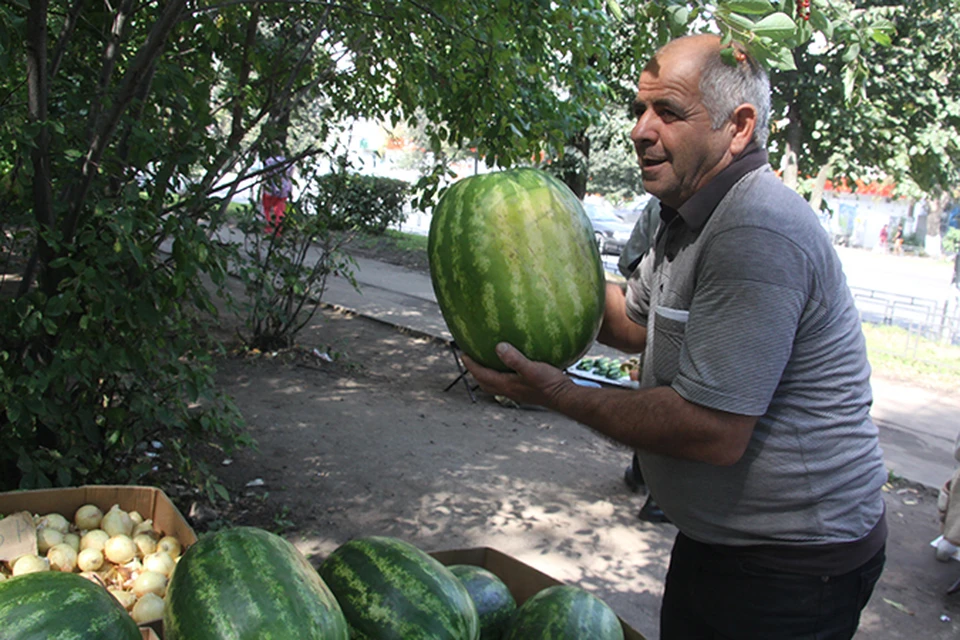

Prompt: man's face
[630,44,736,209]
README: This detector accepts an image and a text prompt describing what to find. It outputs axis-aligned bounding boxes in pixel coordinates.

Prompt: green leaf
[721,0,776,15]
[751,12,797,41]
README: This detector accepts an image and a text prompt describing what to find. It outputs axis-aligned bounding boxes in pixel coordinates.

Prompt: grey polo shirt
[626,145,887,563]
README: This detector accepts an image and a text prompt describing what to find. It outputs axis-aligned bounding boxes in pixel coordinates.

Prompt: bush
[313,173,410,235]
[0,208,250,499]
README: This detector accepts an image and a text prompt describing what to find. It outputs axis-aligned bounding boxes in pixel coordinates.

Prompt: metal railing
[850,286,960,349]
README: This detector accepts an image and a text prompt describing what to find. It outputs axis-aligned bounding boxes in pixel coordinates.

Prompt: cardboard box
[0,485,196,639]
[431,546,647,640]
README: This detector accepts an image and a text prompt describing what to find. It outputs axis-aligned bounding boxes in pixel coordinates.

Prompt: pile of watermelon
[0,526,627,639]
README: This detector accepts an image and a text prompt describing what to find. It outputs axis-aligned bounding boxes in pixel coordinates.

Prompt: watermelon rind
[428,168,606,372]
[163,526,348,640]
[447,564,517,640]
[0,570,141,640]
[501,584,624,640]
[318,536,480,640]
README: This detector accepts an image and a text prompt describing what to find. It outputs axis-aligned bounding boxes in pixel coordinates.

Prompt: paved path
[322,254,960,490]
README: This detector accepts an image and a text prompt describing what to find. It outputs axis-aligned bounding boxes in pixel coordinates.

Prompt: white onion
[132,519,155,538]
[0,572,6,582]
[157,536,182,559]
[12,555,49,575]
[74,504,104,530]
[131,592,165,624]
[128,511,144,526]
[47,543,78,572]
[36,527,64,554]
[80,529,110,551]
[108,588,137,610]
[62,533,81,553]
[133,533,157,557]
[104,535,137,564]
[77,548,105,572]
[133,570,168,598]
[101,505,134,538]
[37,513,70,534]
[142,551,176,577]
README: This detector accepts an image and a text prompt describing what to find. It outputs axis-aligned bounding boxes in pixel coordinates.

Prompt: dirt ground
[197,273,960,639]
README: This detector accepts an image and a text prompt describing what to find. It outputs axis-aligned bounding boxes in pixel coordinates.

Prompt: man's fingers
[494,342,526,371]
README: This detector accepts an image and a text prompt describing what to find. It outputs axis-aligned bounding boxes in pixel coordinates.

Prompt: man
[464,34,887,639]
[262,153,294,235]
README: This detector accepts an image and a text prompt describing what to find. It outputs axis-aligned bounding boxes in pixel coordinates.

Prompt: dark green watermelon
[428,168,605,371]
[318,536,479,640]
[0,570,141,640]
[163,526,348,640]
[502,584,624,640]
[447,564,517,640]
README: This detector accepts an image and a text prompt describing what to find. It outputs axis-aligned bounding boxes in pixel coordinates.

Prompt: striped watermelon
[163,526,348,640]
[428,169,605,371]
[0,570,141,640]
[447,564,516,640]
[318,536,479,640]
[501,585,624,640]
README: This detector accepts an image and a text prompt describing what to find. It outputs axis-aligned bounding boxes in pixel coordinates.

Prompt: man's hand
[461,343,573,409]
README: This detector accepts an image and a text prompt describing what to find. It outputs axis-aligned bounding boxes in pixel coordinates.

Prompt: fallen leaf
[883,598,915,616]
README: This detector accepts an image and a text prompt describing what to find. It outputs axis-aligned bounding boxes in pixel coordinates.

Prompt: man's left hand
[461,342,572,409]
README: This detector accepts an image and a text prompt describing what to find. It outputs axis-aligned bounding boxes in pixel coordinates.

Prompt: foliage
[944,227,960,255]
[315,173,410,235]
[233,192,358,352]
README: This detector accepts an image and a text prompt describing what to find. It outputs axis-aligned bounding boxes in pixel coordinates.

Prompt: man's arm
[597,282,647,352]
[463,343,757,466]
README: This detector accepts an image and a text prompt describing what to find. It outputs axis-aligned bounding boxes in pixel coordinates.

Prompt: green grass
[350,229,429,253]
[862,322,960,391]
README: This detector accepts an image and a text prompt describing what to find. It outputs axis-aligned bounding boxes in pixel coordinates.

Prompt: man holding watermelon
[464,34,886,640]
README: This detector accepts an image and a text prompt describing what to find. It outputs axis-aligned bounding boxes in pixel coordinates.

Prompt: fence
[850,286,960,357]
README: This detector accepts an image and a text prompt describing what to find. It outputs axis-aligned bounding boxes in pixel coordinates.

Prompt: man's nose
[630,111,655,147]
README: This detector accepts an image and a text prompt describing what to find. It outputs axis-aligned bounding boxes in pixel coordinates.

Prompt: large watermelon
[447,564,516,640]
[163,526,348,640]
[318,536,479,640]
[428,168,605,371]
[501,584,624,640]
[0,570,141,640]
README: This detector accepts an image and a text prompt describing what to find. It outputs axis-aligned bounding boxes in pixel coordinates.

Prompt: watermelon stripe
[0,572,141,640]
[428,168,604,372]
[164,527,348,640]
[319,536,478,640]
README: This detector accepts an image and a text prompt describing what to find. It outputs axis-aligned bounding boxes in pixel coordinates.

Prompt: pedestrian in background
[262,153,294,235]
[878,223,888,252]
[464,33,886,639]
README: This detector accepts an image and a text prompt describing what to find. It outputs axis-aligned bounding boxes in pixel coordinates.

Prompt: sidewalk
[324,254,960,490]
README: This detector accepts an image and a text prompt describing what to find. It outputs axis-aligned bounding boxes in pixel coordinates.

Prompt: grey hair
[699,45,771,148]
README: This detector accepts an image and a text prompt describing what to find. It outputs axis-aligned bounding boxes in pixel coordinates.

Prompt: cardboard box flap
[431,546,646,640]
[0,485,197,547]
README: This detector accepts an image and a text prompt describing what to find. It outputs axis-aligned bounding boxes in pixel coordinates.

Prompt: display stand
[443,342,478,403]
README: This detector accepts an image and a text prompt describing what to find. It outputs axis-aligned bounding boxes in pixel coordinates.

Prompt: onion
[62,533,81,553]
[47,543,78,572]
[37,513,70,534]
[101,505,134,538]
[77,548,105,572]
[157,536,182,559]
[131,592,165,624]
[142,551,176,577]
[128,511,144,526]
[36,527,64,554]
[74,504,104,530]
[131,519,156,538]
[108,588,137,610]
[12,555,49,575]
[80,529,110,551]
[133,533,157,557]
[104,535,137,564]
[0,572,6,582]
[133,570,168,598]
[78,571,105,586]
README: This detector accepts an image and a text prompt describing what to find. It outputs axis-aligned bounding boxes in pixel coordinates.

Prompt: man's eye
[631,103,645,119]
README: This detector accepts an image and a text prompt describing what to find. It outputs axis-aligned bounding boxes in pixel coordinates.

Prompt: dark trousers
[660,532,885,640]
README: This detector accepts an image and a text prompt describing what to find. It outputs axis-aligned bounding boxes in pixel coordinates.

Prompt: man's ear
[729,103,757,155]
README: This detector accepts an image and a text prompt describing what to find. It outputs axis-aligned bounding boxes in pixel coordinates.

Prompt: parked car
[584,202,634,255]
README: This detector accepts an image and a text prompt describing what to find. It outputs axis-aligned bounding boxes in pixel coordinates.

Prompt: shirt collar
[659,142,769,231]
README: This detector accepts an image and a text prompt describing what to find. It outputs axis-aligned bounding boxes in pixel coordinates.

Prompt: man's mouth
[642,157,666,169]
